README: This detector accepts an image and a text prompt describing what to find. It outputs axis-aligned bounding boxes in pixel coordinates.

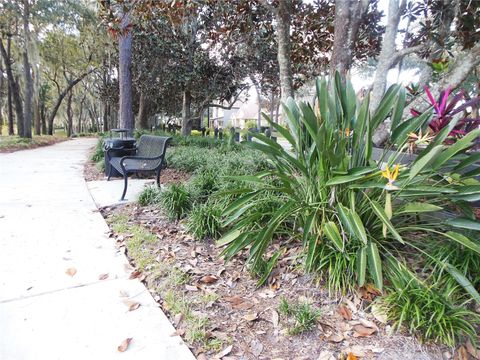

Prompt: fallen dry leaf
[129,270,142,279]
[370,303,388,324]
[174,313,184,327]
[65,267,77,277]
[185,284,198,292]
[347,353,358,360]
[232,301,254,310]
[224,296,244,306]
[215,344,233,359]
[317,350,335,360]
[353,324,377,337]
[465,339,479,359]
[454,345,469,360]
[338,305,352,321]
[199,275,218,284]
[170,328,186,337]
[271,309,279,327]
[244,312,258,322]
[117,338,132,352]
[326,333,344,343]
[98,273,109,280]
[250,338,264,357]
[123,300,141,311]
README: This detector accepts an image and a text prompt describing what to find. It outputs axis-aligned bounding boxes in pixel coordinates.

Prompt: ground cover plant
[215,74,480,346]
[0,135,67,153]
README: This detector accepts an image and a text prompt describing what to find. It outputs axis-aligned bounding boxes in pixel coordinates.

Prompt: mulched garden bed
[99,203,460,360]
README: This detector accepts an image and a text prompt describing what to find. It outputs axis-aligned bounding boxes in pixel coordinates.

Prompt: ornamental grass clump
[217,73,480,344]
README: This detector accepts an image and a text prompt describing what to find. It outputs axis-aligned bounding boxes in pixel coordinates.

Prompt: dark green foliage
[186,200,224,240]
[134,129,233,149]
[383,259,480,346]
[138,186,161,206]
[159,184,192,221]
[422,238,480,296]
[216,74,480,345]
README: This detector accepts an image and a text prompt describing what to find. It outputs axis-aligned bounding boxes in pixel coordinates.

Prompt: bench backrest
[137,135,171,158]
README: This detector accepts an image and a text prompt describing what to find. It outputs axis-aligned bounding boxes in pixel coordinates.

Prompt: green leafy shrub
[91,137,105,162]
[218,73,480,301]
[186,200,224,240]
[382,259,480,346]
[138,186,161,206]
[159,184,191,221]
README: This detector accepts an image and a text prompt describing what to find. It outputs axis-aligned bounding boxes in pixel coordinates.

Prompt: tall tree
[275,0,294,101]
[118,11,134,132]
[22,0,33,139]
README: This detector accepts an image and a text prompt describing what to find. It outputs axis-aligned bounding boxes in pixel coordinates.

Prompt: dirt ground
[100,203,459,360]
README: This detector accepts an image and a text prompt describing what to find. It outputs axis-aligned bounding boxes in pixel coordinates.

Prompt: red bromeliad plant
[411,87,480,145]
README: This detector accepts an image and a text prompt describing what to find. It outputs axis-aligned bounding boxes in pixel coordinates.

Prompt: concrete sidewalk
[0,138,194,360]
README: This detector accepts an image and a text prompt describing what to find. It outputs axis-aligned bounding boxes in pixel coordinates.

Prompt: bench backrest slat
[137,135,170,158]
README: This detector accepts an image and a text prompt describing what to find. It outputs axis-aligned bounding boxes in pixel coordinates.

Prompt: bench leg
[120,174,128,201]
[107,162,112,181]
[156,168,161,187]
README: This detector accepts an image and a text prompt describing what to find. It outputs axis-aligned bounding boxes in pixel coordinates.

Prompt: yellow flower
[381,164,399,185]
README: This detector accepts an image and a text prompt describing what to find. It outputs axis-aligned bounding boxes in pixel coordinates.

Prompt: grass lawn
[0,134,67,153]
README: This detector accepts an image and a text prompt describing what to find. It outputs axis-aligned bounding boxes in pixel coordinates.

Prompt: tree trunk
[254,82,262,130]
[330,0,370,79]
[22,0,33,139]
[103,103,109,132]
[371,0,406,112]
[46,69,94,135]
[77,93,86,133]
[137,92,149,129]
[118,13,134,132]
[181,89,192,136]
[276,0,294,103]
[0,37,24,136]
[34,98,41,135]
[7,73,14,135]
[66,91,73,137]
[40,102,47,135]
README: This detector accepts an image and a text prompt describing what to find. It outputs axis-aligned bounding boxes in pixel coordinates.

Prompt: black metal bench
[106,135,172,200]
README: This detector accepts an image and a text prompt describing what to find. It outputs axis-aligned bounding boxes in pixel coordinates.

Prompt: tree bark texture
[181,89,192,136]
[0,37,24,136]
[118,13,134,132]
[329,0,370,79]
[371,0,406,112]
[103,103,109,132]
[66,91,73,137]
[137,92,149,129]
[34,98,41,135]
[22,0,33,138]
[40,101,47,135]
[276,0,294,102]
